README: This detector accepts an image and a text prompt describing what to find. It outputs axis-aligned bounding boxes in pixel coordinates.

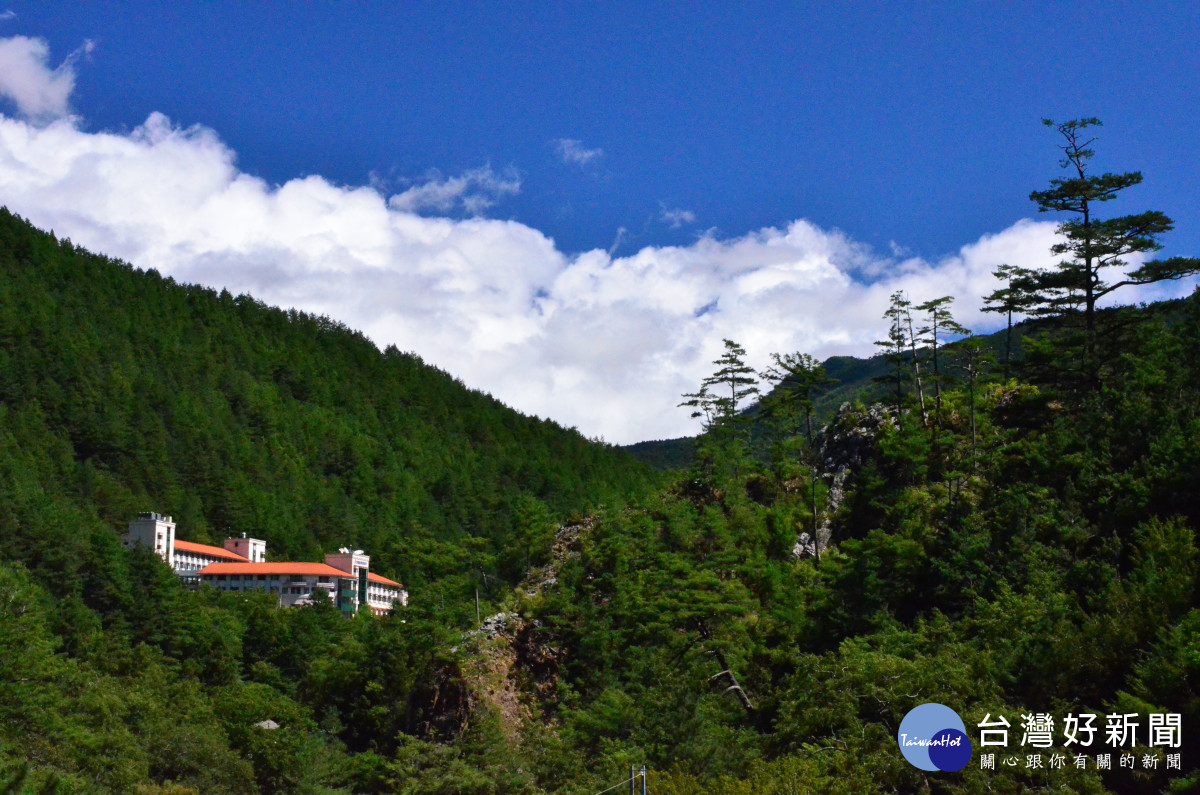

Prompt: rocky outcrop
[448,518,588,742]
[514,620,566,702]
[793,403,896,558]
[468,611,518,640]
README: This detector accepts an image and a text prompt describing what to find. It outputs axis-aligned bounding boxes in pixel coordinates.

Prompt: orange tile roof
[197,562,404,588]
[198,562,350,577]
[368,571,404,588]
[174,539,249,562]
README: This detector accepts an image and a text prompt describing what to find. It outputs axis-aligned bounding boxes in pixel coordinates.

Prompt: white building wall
[365,582,408,614]
[224,535,267,562]
[173,549,228,576]
[201,572,350,607]
[125,513,175,568]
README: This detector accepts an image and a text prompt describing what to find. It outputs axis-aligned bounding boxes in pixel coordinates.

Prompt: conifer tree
[875,291,912,415]
[916,296,969,418]
[981,264,1040,379]
[678,383,718,432]
[901,294,928,424]
[759,352,836,446]
[1029,118,1200,385]
[955,334,990,468]
[679,339,760,433]
[761,352,837,556]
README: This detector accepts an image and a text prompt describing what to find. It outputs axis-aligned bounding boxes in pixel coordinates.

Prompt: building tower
[124,512,176,569]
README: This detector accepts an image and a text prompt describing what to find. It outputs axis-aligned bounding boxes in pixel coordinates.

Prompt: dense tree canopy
[3,112,1200,795]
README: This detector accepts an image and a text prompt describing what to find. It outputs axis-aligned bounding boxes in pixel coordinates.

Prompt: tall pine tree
[1029,118,1200,386]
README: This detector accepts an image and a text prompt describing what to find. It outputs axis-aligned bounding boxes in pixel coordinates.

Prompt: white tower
[125,512,176,568]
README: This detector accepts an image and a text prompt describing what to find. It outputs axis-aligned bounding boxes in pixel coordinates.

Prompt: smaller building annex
[173,539,252,573]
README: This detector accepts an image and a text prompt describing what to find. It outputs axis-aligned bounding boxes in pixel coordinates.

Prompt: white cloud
[607,226,627,256]
[387,165,519,215]
[0,10,16,21]
[553,137,603,166]
[660,205,697,229]
[1,66,1193,443]
[0,35,92,121]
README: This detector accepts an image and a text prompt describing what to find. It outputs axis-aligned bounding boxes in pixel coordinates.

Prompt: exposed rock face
[409,658,473,742]
[513,620,565,702]
[468,611,518,639]
[794,402,896,559]
[446,518,586,743]
[521,517,589,599]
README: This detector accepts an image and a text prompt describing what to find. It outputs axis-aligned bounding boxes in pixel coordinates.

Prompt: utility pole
[629,765,635,795]
[641,765,647,795]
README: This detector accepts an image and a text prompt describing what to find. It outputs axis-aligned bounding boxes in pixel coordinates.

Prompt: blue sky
[1,2,1198,442]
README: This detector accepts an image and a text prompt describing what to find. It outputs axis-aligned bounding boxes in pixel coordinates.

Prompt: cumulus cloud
[387,165,519,215]
[553,137,603,166]
[660,205,697,228]
[1,66,1192,442]
[0,35,92,121]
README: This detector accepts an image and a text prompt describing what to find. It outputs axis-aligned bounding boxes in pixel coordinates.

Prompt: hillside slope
[4,204,1200,793]
[465,289,1200,793]
[0,207,655,607]
[0,207,665,792]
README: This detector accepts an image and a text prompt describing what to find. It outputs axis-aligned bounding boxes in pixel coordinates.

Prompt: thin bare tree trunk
[905,307,928,425]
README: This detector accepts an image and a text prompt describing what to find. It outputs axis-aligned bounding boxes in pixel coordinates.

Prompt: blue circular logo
[897,703,972,772]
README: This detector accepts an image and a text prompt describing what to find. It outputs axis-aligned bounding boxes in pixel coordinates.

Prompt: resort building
[123,513,406,615]
[197,553,407,615]
[173,538,255,574]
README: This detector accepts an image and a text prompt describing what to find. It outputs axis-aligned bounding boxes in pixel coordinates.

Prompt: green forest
[3,118,1200,793]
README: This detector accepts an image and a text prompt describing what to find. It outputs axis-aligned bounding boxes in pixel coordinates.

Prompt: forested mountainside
[493,289,1200,793]
[3,201,1200,794]
[624,313,1114,471]
[0,208,656,598]
[0,208,653,791]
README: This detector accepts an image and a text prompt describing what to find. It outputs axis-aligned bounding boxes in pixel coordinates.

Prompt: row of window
[208,574,336,583]
[203,574,401,591]
[209,580,401,607]
[221,583,319,596]
[197,575,401,604]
